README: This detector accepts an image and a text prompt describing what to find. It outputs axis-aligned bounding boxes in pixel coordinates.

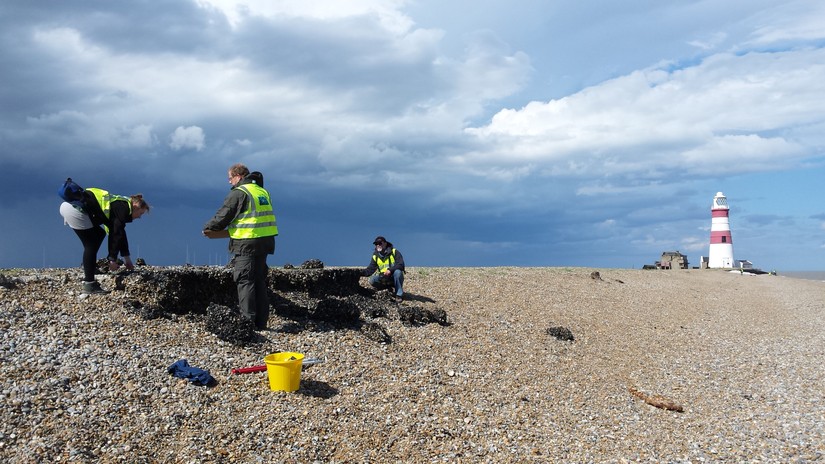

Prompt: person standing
[361,236,405,301]
[203,164,277,330]
[59,188,151,294]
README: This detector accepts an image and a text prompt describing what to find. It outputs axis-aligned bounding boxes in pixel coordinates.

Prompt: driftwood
[628,386,684,412]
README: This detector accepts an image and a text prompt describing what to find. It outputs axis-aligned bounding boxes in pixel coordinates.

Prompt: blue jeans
[369,269,404,296]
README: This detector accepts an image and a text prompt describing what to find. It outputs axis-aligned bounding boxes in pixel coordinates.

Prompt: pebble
[0,267,823,462]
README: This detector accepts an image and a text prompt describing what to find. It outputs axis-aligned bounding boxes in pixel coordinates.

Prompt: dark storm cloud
[1,1,825,270]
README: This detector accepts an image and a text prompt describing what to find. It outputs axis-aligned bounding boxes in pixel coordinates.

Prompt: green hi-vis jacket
[85,188,131,234]
[373,248,398,273]
[228,183,278,239]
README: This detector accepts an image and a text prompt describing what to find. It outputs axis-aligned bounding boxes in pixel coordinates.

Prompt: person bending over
[59,188,151,294]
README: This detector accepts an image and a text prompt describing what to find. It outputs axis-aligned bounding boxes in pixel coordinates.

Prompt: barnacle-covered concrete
[106,263,448,345]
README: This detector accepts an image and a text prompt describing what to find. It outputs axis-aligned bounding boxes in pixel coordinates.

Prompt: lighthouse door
[721,257,733,268]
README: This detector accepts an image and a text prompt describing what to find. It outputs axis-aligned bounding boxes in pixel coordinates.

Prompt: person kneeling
[361,236,405,302]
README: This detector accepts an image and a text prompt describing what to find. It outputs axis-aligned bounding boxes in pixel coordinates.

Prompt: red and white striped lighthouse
[708,191,734,268]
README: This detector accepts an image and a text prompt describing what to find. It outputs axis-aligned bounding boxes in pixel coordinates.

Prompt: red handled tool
[231,365,267,375]
[230,357,325,375]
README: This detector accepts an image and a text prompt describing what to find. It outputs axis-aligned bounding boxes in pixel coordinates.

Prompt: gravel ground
[1,267,823,463]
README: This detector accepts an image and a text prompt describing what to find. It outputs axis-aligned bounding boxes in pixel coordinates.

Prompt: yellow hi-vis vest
[228,183,278,239]
[85,188,131,234]
[373,249,397,273]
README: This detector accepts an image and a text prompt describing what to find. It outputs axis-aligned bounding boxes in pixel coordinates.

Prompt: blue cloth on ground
[167,359,216,386]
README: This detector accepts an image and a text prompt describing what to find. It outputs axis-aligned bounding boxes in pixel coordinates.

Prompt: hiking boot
[82,281,109,295]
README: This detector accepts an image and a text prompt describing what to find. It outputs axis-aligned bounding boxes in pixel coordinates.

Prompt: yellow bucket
[263,352,304,392]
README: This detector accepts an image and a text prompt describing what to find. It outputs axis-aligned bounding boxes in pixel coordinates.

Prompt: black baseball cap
[373,236,386,245]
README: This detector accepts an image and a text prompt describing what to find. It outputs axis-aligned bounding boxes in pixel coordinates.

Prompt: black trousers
[233,254,270,328]
[73,226,106,282]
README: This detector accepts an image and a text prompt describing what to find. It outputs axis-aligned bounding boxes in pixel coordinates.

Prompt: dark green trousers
[233,254,269,329]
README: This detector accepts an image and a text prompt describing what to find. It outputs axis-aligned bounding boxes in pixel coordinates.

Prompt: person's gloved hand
[203,229,229,239]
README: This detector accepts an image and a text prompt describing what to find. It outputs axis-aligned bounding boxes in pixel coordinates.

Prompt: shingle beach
[1,267,823,462]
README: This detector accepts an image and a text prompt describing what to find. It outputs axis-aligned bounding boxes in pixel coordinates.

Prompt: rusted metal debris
[628,386,684,412]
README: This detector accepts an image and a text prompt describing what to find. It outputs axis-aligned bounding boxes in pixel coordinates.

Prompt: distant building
[736,259,753,270]
[659,251,689,270]
[708,191,735,268]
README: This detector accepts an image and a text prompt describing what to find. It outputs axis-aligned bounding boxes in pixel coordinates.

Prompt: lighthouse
[708,191,734,268]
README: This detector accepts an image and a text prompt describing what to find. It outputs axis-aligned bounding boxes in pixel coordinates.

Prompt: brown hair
[229,163,250,178]
[131,194,151,212]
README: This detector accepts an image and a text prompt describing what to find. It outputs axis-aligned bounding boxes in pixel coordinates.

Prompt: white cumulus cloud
[169,126,205,151]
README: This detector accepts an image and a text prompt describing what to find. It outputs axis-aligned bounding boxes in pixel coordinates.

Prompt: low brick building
[658,251,689,270]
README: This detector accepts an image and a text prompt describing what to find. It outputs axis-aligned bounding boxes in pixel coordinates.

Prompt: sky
[1,0,824,271]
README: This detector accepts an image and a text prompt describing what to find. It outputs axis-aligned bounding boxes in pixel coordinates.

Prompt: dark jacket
[203,177,276,256]
[82,190,134,261]
[362,242,405,276]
